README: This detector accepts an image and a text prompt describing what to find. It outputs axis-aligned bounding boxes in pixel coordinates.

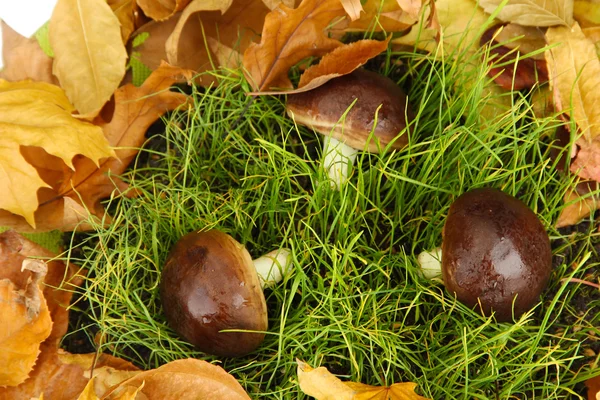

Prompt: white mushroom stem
[416,247,442,279]
[322,136,359,190]
[253,248,293,289]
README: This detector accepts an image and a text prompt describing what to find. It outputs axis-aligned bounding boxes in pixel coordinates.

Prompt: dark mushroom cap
[286,69,413,152]
[160,230,268,357]
[441,188,552,322]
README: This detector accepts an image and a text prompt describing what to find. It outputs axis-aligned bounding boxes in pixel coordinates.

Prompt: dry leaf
[109,0,139,42]
[546,23,600,182]
[587,374,600,400]
[137,0,192,21]
[340,0,364,21]
[163,0,271,87]
[255,38,390,95]
[345,0,416,32]
[0,80,114,228]
[479,0,574,27]
[297,360,431,400]
[0,21,58,84]
[556,189,599,227]
[574,0,600,28]
[101,359,251,399]
[54,62,191,215]
[49,0,128,117]
[396,0,421,20]
[243,0,347,91]
[0,257,52,387]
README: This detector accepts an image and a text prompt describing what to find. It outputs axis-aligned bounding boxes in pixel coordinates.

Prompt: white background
[0,0,58,69]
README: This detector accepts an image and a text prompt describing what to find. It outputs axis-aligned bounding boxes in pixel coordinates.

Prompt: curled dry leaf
[49,0,128,117]
[0,257,52,387]
[0,80,114,228]
[479,0,574,27]
[345,0,416,32]
[297,360,431,400]
[137,0,192,21]
[340,0,364,21]
[546,23,600,182]
[101,359,251,400]
[0,21,58,85]
[243,0,347,92]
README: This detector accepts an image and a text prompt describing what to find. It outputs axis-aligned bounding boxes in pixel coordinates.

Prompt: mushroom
[160,229,292,357]
[417,188,552,322]
[286,69,414,189]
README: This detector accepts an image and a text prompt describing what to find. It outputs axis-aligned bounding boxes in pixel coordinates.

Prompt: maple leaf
[0,80,114,228]
[243,0,347,92]
[49,0,128,117]
[0,21,58,85]
[52,62,191,216]
[297,359,431,400]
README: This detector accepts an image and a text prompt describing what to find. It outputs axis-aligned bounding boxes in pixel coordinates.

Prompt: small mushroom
[160,229,292,357]
[417,188,552,322]
[286,69,414,189]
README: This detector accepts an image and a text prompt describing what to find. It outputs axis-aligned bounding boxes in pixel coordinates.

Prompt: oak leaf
[0,259,52,387]
[546,23,600,182]
[0,80,114,228]
[49,0,128,117]
[297,360,431,400]
[243,0,347,92]
[137,0,193,21]
[101,359,251,399]
[479,0,574,27]
[0,21,58,85]
[54,62,191,216]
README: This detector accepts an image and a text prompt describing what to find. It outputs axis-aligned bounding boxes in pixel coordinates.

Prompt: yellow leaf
[346,0,415,32]
[297,360,432,400]
[0,262,52,387]
[101,359,251,399]
[341,0,364,21]
[243,0,346,91]
[76,378,100,400]
[546,23,600,142]
[556,188,600,228]
[108,0,138,42]
[0,80,114,227]
[479,0,573,27]
[574,0,600,28]
[49,0,128,117]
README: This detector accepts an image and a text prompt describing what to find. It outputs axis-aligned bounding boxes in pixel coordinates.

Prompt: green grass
[62,43,600,399]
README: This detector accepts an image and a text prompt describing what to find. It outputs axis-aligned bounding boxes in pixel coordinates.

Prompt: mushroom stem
[416,247,442,279]
[322,136,359,190]
[253,248,292,289]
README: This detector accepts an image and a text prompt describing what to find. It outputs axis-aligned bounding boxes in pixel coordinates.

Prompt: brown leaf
[345,0,415,32]
[340,0,364,21]
[556,189,600,228]
[479,0,574,27]
[0,21,58,84]
[137,0,193,21]
[0,80,115,228]
[297,360,431,400]
[396,0,421,20]
[109,0,139,42]
[52,62,191,214]
[243,0,347,92]
[50,0,128,117]
[587,374,600,400]
[255,38,390,94]
[0,256,52,387]
[101,359,251,399]
[165,0,271,86]
[480,24,548,91]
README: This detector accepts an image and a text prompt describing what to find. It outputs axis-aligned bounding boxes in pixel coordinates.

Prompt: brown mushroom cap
[160,230,268,357]
[286,69,413,152]
[441,188,552,322]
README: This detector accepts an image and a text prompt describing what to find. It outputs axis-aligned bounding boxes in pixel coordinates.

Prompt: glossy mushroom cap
[441,188,552,322]
[286,69,413,152]
[160,230,268,357]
